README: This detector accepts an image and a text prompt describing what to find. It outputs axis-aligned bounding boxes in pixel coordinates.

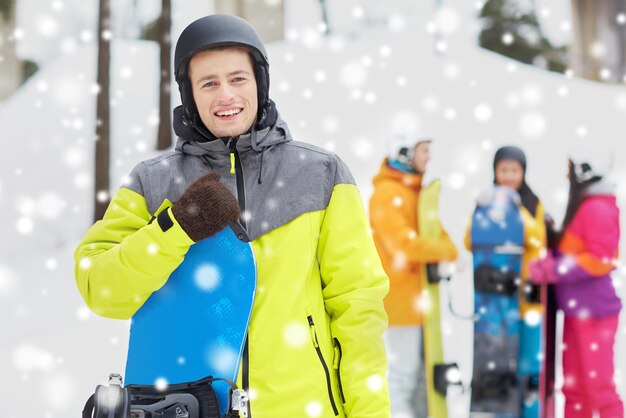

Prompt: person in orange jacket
[369,136,458,417]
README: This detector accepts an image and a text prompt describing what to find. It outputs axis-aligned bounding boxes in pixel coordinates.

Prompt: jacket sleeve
[369,183,457,265]
[520,204,546,254]
[318,182,391,417]
[557,200,619,282]
[74,187,194,319]
[465,205,546,254]
[464,217,472,251]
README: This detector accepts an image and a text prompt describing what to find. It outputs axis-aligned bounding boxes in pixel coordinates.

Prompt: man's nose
[216,83,236,101]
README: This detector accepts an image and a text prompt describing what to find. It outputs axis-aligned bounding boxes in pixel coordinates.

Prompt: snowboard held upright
[124,225,257,417]
[470,186,524,417]
[418,179,462,418]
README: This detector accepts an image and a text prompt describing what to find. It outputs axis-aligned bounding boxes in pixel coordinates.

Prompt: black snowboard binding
[523,281,541,304]
[471,370,518,401]
[522,374,540,406]
[83,373,248,418]
[474,264,519,295]
[82,374,130,418]
[433,363,465,395]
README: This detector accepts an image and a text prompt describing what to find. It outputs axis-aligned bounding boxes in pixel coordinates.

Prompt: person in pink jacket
[531,153,623,418]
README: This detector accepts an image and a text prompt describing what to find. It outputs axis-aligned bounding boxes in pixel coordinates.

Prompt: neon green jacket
[75,114,390,417]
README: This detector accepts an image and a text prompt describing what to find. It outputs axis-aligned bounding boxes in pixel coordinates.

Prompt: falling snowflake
[474,104,492,122]
[283,322,308,348]
[524,310,541,327]
[37,192,66,220]
[447,171,466,189]
[519,112,546,138]
[521,84,543,105]
[367,374,385,392]
[387,14,406,32]
[351,137,374,160]
[0,265,18,297]
[16,217,35,234]
[76,306,91,320]
[14,344,56,372]
[155,377,169,391]
[444,107,457,120]
[305,400,323,417]
[194,263,221,292]
[434,6,461,35]
[340,61,368,88]
[501,32,514,45]
[416,290,432,313]
[42,373,76,410]
[207,346,238,374]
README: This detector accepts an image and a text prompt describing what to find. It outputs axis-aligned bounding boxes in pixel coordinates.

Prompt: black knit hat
[493,146,527,172]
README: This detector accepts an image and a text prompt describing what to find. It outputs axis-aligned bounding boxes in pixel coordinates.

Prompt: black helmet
[174,14,271,127]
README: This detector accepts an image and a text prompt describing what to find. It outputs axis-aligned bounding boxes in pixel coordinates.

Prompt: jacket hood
[373,158,423,190]
[584,178,616,197]
[173,104,292,156]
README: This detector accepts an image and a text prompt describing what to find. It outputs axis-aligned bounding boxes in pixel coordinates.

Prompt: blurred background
[0,0,625,416]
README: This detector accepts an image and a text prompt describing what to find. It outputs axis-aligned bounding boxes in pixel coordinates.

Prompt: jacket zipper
[333,338,346,404]
[229,137,251,417]
[228,137,247,229]
[308,315,339,416]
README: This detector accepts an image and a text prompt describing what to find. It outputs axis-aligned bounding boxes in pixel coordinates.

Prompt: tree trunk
[0,0,21,100]
[570,0,626,83]
[157,0,172,150]
[319,0,330,35]
[94,0,111,221]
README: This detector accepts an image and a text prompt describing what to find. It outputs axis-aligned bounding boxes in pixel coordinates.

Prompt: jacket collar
[373,159,423,189]
[584,178,616,197]
[173,105,292,157]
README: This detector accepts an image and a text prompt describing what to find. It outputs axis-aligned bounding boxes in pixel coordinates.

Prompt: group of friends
[74,14,622,417]
[371,138,623,418]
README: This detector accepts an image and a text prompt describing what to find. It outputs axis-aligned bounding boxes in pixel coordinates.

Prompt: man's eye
[202,81,216,88]
[232,77,246,82]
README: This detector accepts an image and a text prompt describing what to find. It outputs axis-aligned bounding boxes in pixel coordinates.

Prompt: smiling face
[413,141,431,173]
[495,159,524,190]
[188,47,258,138]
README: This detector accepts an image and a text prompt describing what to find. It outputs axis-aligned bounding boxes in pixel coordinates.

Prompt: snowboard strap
[82,373,130,418]
[474,264,518,295]
[83,374,248,418]
[471,370,518,401]
[433,363,466,394]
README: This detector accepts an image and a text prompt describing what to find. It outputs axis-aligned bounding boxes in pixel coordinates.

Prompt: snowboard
[470,186,524,417]
[418,179,460,418]
[539,284,557,418]
[518,303,542,418]
[125,225,257,417]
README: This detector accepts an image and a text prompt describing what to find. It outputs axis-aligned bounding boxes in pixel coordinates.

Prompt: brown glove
[172,172,240,242]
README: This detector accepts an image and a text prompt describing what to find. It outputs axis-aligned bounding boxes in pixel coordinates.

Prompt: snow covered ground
[0,0,625,416]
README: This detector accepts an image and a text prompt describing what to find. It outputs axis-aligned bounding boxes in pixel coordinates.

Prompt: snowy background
[1,0,625,416]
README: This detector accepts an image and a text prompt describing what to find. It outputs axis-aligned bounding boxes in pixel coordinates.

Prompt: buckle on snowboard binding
[433,363,465,394]
[83,373,248,418]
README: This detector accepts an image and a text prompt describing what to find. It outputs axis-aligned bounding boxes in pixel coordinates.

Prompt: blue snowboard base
[124,226,256,416]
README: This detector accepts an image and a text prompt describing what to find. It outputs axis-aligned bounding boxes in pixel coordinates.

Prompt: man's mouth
[215,108,243,117]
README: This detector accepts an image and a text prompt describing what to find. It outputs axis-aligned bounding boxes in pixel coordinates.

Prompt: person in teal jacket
[74,14,391,417]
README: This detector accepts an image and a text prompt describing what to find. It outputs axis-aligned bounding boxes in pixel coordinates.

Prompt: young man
[369,138,457,417]
[75,14,391,418]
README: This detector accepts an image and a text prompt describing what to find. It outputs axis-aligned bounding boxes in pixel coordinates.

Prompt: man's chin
[209,127,247,139]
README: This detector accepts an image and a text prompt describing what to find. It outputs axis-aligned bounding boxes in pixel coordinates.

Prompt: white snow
[1,0,625,416]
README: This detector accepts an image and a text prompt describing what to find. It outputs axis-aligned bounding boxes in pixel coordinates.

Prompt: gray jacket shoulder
[281,140,356,187]
[122,150,207,213]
